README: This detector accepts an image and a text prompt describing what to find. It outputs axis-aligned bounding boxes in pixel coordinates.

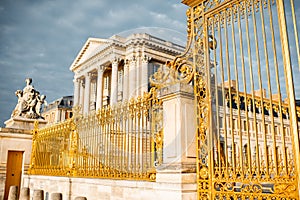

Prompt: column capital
[129,55,136,64]
[142,54,151,63]
[85,72,92,78]
[124,59,130,67]
[111,57,120,65]
[97,65,105,73]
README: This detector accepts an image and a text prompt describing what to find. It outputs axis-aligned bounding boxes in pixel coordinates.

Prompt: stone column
[96,65,104,110]
[123,59,129,100]
[73,78,80,106]
[128,56,137,98]
[61,110,66,121]
[110,58,119,104]
[155,83,197,200]
[55,110,61,123]
[136,51,141,96]
[83,73,91,114]
[141,54,150,94]
[79,79,84,111]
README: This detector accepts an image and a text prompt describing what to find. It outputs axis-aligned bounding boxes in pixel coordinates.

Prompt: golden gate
[180,0,300,199]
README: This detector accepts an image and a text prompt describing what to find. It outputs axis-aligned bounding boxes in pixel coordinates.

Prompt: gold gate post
[68,119,78,177]
[276,0,300,197]
[28,120,39,174]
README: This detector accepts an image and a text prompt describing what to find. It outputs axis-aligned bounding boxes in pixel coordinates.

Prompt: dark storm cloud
[0,0,188,126]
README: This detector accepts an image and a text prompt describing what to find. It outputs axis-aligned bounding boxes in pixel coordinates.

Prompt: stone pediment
[70,38,111,71]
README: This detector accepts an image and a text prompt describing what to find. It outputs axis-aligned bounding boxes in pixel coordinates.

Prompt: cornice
[71,33,185,74]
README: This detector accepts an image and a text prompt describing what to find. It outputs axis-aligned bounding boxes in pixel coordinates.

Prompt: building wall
[0,128,32,200]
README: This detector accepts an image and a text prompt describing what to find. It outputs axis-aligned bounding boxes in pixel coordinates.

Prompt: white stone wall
[23,173,197,200]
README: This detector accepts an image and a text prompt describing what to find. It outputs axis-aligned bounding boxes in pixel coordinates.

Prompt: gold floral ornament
[149,58,194,89]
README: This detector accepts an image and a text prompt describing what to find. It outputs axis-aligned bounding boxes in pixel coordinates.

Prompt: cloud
[0,0,188,126]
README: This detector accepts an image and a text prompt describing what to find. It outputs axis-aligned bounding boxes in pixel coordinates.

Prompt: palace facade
[70,33,185,114]
[42,96,73,124]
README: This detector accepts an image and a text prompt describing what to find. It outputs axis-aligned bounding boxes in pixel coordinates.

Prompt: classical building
[42,96,73,124]
[70,33,185,113]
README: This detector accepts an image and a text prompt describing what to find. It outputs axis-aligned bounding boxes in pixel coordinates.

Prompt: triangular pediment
[70,38,110,71]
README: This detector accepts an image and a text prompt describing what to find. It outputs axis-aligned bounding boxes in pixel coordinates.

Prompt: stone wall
[23,173,197,200]
[0,128,32,200]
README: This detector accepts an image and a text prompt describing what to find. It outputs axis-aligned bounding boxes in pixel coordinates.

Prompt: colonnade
[73,55,151,114]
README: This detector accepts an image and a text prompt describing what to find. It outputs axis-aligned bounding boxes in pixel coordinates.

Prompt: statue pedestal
[4,117,47,130]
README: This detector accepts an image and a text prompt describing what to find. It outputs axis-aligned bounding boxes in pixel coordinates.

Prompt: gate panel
[189,0,300,199]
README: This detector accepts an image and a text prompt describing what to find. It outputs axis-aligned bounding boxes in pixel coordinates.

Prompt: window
[274,126,278,135]
[283,126,289,136]
[243,120,247,131]
[233,119,236,130]
[256,122,260,132]
[264,124,269,134]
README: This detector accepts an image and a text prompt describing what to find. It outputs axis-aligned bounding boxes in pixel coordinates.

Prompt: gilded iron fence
[28,88,163,181]
[177,0,300,199]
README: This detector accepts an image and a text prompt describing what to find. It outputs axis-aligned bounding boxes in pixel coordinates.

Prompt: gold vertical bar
[251,0,270,178]
[125,105,129,173]
[141,99,145,175]
[237,2,252,176]
[276,0,300,195]
[218,12,229,176]
[137,99,141,175]
[231,6,244,178]
[224,9,236,174]
[105,108,109,176]
[129,101,133,175]
[213,16,226,175]
[133,101,136,175]
[290,0,300,71]
[245,1,261,176]
[101,110,105,175]
[204,17,214,199]
[211,16,221,176]
[259,0,278,177]
[114,108,118,174]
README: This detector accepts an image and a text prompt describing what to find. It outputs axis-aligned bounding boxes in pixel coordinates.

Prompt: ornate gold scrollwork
[241,183,262,193]
[274,183,297,196]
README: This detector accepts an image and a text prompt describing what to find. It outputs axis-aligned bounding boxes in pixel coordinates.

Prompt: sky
[0,0,188,126]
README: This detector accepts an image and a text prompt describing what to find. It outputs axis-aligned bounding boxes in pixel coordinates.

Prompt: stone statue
[11,78,47,119]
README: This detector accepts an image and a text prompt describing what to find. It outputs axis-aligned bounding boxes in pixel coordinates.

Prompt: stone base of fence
[23,174,197,200]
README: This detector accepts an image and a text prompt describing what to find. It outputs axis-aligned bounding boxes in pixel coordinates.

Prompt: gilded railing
[28,88,163,181]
